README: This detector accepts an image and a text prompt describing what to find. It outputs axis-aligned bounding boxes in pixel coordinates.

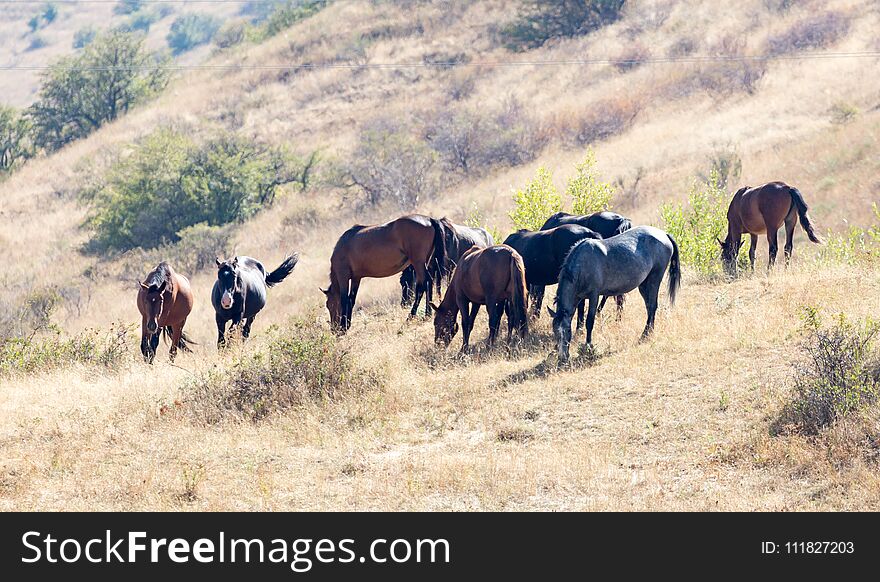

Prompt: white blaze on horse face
[220,290,234,309]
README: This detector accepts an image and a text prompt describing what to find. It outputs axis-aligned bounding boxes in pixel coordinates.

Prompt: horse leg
[460,298,475,353]
[767,228,779,269]
[216,314,227,349]
[140,319,154,363]
[584,293,599,348]
[615,295,625,320]
[242,315,255,340]
[487,300,503,347]
[400,267,415,307]
[530,285,544,319]
[409,263,430,319]
[596,295,608,315]
[749,233,758,270]
[169,324,183,362]
[576,298,586,333]
[347,278,361,326]
[149,333,160,362]
[639,271,663,340]
[784,211,797,267]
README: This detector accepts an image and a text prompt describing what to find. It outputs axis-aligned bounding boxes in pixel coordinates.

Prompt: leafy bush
[343,119,438,209]
[819,204,880,265]
[261,0,328,39]
[502,0,627,51]
[773,309,880,436]
[699,145,742,190]
[0,324,134,376]
[84,129,313,251]
[43,3,58,24]
[613,42,650,72]
[567,151,614,215]
[115,0,144,15]
[0,106,33,174]
[118,223,236,281]
[829,102,858,125]
[27,35,48,51]
[183,320,380,423]
[167,13,222,54]
[464,202,504,244]
[561,95,641,146]
[765,12,850,56]
[72,26,97,49]
[660,170,743,279]
[510,167,563,231]
[28,31,169,151]
[214,21,253,49]
[699,36,766,97]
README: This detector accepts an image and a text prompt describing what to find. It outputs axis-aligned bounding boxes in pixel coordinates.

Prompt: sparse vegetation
[765,11,851,56]
[72,26,97,49]
[28,31,170,151]
[0,106,33,174]
[509,166,563,230]
[0,324,133,376]
[167,13,222,54]
[819,204,880,265]
[502,0,627,51]
[567,150,615,215]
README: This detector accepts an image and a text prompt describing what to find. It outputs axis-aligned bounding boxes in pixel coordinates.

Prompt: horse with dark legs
[719,182,821,276]
[432,245,529,352]
[503,225,601,330]
[323,215,447,333]
[212,254,299,347]
[400,219,494,306]
[136,262,194,364]
[549,227,681,362]
[541,210,632,317]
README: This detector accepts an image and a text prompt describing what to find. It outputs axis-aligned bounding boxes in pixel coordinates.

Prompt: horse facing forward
[213,254,299,347]
[323,215,447,333]
[432,244,529,352]
[137,262,194,364]
[550,226,680,362]
[719,182,821,275]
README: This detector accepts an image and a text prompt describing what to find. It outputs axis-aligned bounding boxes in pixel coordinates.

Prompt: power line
[1,51,878,72]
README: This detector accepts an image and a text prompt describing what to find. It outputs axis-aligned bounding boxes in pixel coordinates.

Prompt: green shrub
[773,309,880,436]
[819,204,880,265]
[28,31,169,151]
[0,106,33,174]
[567,150,614,215]
[502,0,627,51]
[42,3,58,24]
[183,320,380,423]
[509,166,563,231]
[115,0,144,15]
[660,170,743,279]
[464,202,504,244]
[0,324,134,376]
[118,222,236,281]
[72,26,97,49]
[167,13,222,54]
[261,0,328,39]
[84,129,313,251]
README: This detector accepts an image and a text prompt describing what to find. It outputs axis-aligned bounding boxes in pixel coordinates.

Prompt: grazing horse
[541,210,632,237]
[323,215,447,333]
[431,245,529,351]
[719,182,821,275]
[212,254,299,347]
[541,210,632,315]
[136,262,194,364]
[549,227,680,362]
[400,219,495,305]
[503,225,601,325]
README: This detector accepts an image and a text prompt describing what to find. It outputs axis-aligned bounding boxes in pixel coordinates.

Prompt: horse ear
[231,257,239,267]
[319,287,330,296]
[215,257,222,267]
[547,307,557,318]
[157,281,167,294]
[716,237,724,247]
[429,302,439,311]
[139,281,149,290]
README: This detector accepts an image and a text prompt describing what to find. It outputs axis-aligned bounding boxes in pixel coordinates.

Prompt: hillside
[1,0,880,510]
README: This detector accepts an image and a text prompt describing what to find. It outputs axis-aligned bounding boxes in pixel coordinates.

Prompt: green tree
[0,106,33,174]
[28,31,170,151]
[567,150,614,215]
[509,166,563,231]
[503,0,627,51]
[167,13,222,54]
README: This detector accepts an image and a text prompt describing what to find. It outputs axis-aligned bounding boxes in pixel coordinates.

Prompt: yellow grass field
[1,0,880,511]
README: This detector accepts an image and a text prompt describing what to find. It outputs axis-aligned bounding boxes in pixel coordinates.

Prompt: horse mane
[144,262,172,289]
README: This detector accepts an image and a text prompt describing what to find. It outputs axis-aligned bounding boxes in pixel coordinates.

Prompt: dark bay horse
[400,218,495,305]
[719,182,821,275]
[323,215,447,333]
[431,245,529,351]
[213,253,299,347]
[549,227,680,362]
[503,225,601,324]
[137,262,194,363]
[541,210,632,237]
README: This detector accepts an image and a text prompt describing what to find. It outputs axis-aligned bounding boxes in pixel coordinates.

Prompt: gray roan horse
[549,226,680,361]
[213,254,299,347]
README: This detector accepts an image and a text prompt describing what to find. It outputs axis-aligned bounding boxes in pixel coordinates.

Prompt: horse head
[139,279,168,335]
[717,237,743,276]
[215,257,242,310]
[320,284,344,332]
[432,302,458,347]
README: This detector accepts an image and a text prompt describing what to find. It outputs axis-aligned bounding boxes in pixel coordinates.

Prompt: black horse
[502,225,601,325]
[540,211,632,237]
[212,254,299,347]
[400,218,495,306]
[549,226,680,361]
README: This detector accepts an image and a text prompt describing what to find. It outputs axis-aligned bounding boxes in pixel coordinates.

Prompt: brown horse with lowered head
[432,244,529,352]
[137,262,194,364]
[719,181,821,275]
[323,215,447,333]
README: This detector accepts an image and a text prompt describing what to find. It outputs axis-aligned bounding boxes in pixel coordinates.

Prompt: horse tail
[429,218,447,295]
[265,252,300,287]
[162,327,196,352]
[509,251,529,337]
[666,233,681,307]
[789,187,822,244]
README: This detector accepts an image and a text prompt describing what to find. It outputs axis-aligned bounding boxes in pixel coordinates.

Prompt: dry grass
[2,0,880,510]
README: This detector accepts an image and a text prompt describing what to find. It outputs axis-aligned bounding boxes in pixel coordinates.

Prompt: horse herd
[136,181,820,364]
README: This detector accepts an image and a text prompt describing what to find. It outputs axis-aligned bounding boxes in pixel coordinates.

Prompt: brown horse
[322,215,447,333]
[719,181,821,275]
[137,262,194,364]
[431,245,529,351]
